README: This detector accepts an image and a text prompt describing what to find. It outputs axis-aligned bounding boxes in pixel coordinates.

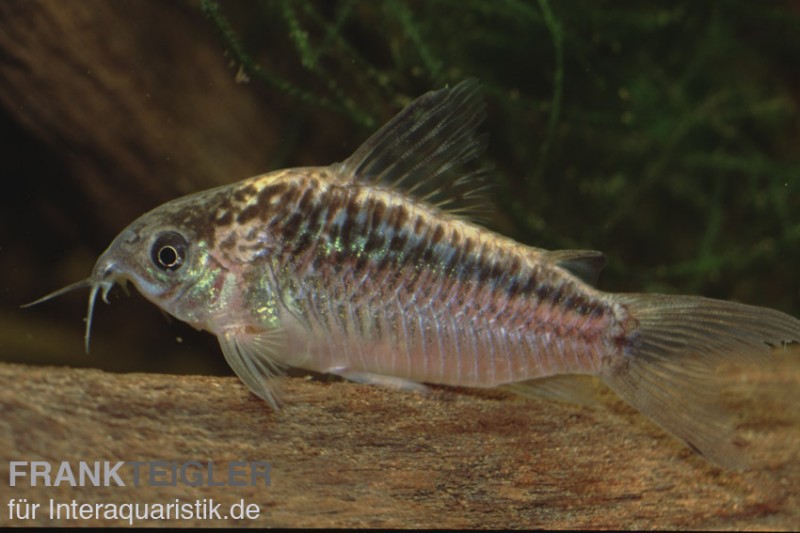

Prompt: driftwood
[0,360,797,528]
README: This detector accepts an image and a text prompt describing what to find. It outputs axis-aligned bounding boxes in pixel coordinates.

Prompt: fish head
[92,220,200,317]
[25,190,236,352]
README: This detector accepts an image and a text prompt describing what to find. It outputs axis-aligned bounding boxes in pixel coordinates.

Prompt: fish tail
[601,293,800,469]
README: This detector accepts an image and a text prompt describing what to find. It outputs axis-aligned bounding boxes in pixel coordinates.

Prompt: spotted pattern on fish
[193,170,621,387]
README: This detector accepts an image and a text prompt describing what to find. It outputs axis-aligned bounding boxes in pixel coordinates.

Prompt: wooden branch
[1,362,797,528]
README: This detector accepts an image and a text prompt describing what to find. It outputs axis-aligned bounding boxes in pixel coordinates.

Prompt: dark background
[2,0,799,377]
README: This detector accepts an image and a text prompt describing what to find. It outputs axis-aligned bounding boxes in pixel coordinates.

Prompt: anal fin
[500,375,601,407]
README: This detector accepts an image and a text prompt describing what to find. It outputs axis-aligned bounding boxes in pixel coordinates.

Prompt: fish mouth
[21,258,122,353]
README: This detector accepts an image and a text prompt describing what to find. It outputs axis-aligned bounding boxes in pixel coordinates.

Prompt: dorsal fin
[546,249,607,285]
[329,79,493,219]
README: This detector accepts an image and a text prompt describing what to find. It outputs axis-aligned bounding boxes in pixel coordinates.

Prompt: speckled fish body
[29,80,800,468]
[139,167,621,385]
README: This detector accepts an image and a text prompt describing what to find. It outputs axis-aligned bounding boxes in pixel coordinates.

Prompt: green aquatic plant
[200,0,800,313]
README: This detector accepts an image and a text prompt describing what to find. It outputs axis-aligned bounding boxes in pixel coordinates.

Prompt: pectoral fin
[218,328,288,410]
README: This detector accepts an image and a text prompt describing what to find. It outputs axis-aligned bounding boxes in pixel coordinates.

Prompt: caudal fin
[603,293,800,469]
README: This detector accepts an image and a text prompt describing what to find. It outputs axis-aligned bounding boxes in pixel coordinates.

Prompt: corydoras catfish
[27,80,800,468]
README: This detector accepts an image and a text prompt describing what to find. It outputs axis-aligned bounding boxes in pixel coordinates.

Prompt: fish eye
[151,231,189,272]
